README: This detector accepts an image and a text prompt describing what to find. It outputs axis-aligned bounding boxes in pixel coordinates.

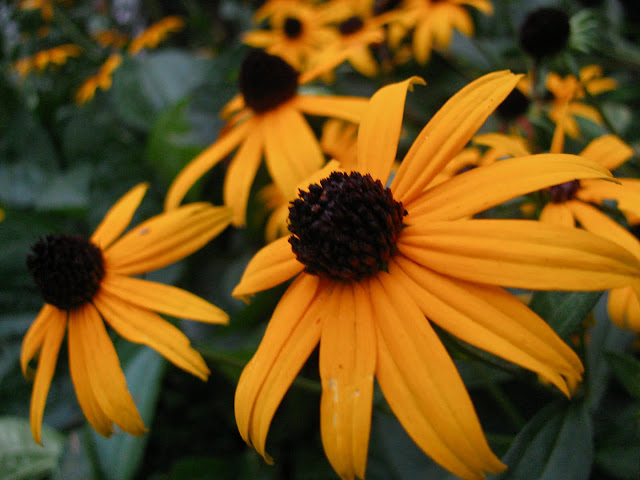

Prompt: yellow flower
[128,16,185,55]
[546,65,617,138]
[22,184,232,444]
[232,72,640,480]
[19,0,54,22]
[94,29,129,49]
[13,44,82,78]
[165,49,369,226]
[75,53,122,104]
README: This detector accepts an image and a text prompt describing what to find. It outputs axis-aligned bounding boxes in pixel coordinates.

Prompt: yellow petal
[356,77,425,181]
[473,133,532,158]
[577,179,640,220]
[294,95,369,125]
[391,71,521,204]
[29,312,66,445]
[94,290,210,380]
[21,304,60,378]
[608,286,640,331]
[398,219,640,291]
[100,274,228,324]
[539,202,576,228]
[91,183,148,250]
[390,257,582,396]
[319,282,376,480]
[406,154,612,221]
[232,236,303,299]
[347,47,379,77]
[105,204,233,275]
[69,304,146,436]
[371,274,505,480]
[412,20,434,64]
[235,274,323,460]
[164,118,253,210]
[580,134,633,171]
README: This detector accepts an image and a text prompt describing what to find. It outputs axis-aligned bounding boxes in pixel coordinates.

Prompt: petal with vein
[91,183,148,249]
[580,134,633,171]
[577,180,640,220]
[294,96,369,125]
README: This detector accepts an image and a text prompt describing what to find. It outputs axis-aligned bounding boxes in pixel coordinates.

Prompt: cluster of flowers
[19,1,640,480]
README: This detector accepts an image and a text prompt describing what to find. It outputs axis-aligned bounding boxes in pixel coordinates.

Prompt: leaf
[605,351,640,399]
[594,401,640,479]
[91,344,166,480]
[0,416,64,480]
[493,401,593,480]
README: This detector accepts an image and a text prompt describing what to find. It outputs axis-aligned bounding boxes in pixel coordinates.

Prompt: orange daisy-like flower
[75,53,122,104]
[232,72,640,480]
[22,184,232,444]
[128,16,185,55]
[165,49,369,226]
[13,44,83,78]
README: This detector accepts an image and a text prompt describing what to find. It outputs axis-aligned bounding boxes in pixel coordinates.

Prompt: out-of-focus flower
[13,44,82,78]
[320,119,358,168]
[19,0,54,22]
[165,49,369,226]
[75,53,122,104]
[232,72,640,480]
[22,184,232,444]
[94,29,129,49]
[519,7,571,60]
[128,16,185,55]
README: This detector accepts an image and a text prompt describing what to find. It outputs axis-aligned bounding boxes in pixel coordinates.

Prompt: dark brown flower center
[339,16,364,35]
[497,88,530,120]
[283,17,303,38]
[550,179,580,203]
[238,49,299,114]
[519,7,570,60]
[288,171,406,281]
[27,234,105,311]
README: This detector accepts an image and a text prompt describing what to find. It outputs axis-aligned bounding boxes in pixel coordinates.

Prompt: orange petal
[294,95,369,125]
[21,304,60,378]
[580,134,633,171]
[539,202,575,228]
[608,286,640,331]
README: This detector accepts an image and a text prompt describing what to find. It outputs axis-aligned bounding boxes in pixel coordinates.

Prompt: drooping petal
[356,77,425,181]
[580,134,633,171]
[235,274,323,461]
[232,236,303,298]
[105,204,233,275]
[223,123,264,226]
[472,132,531,158]
[164,118,254,210]
[371,274,505,480]
[390,257,583,395]
[392,71,521,204]
[406,154,612,221]
[91,183,148,250]
[21,304,61,378]
[29,311,66,445]
[94,290,210,380]
[577,179,640,221]
[319,281,376,480]
[294,95,369,125]
[539,202,575,227]
[68,304,146,436]
[398,219,640,291]
[608,286,640,331]
[100,274,228,324]
[412,19,434,64]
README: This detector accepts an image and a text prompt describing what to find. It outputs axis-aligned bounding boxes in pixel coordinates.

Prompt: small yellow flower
[13,44,82,78]
[94,29,129,48]
[128,16,185,55]
[22,184,233,444]
[75,54,122,104]
[19,0,54,22]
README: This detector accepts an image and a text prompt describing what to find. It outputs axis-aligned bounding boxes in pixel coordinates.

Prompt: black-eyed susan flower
[128,16,185,55]
[22,184,232,444]
[164,49,369,226]
[232,72,640,480]
[13,44,83,78]
[519,7,571,60]
[75,53,122,104]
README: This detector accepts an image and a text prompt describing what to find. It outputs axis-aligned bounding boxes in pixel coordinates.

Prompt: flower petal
[580,134,633,171]
[164,118,254,210]
[406,154,612,221]
[100,274,228,324]
[391,71,521,204]
[398,219,640,291]
[577,179,640,221]
[608,286,640,331]
[69,304,146,436]
[21,304,61,378]
[356,77,425,181]
[371,273,505,480]
[94,290,210,380]
[91,183,148,250]
[294,95,369,125]
[29,311,66,445]
[105,204,233,275]
[235,274,323,461]
[232,236,303,298]
[319,281,376,480]
[472,132,531,158]
[539,202,576,227]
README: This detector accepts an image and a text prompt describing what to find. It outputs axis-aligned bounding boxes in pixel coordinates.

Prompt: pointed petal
[580,134,633,171]
[390,257,583,396]
[91,184,148,250]
[21,304,60,378]
[356,77,425,180]
[232,237,303,298]
[577,179,640,220]
[391,71,521,204]
[294,95,369,125]
[347,47,379,77]
[105,204,233,275]
[406,154,612,221]
[371,274,505,480]
[235,274,323,460]
[100,274,228,324]
[472,133,531,158]
[29,311,66,445]
[608,286,640,331]
[69,304,146,436]
[320,282,376,480]
[398,219,640,291]
[94,290,210,380]
[539,202,576,227]
[412,20,434,64]
[164,119,253,210]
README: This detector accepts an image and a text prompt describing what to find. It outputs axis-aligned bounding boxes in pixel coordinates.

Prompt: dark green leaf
[529,290,603,341]
[594,401,640,479]
[605,351,640,399]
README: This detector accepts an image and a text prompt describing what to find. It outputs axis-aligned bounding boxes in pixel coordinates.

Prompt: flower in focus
[128,16,185,55]
[75,53,122,104]
[22,184,233,443]
[165,49,369,226]
[13,44,82,78]
[232,72,640,480]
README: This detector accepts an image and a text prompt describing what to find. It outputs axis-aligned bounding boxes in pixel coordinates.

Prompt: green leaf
[158,456,236,480]
[605,351,640,399]
[0,416,64,480]
[495,401,593,480]
[91,344,166,480]
[594,401,640,479]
